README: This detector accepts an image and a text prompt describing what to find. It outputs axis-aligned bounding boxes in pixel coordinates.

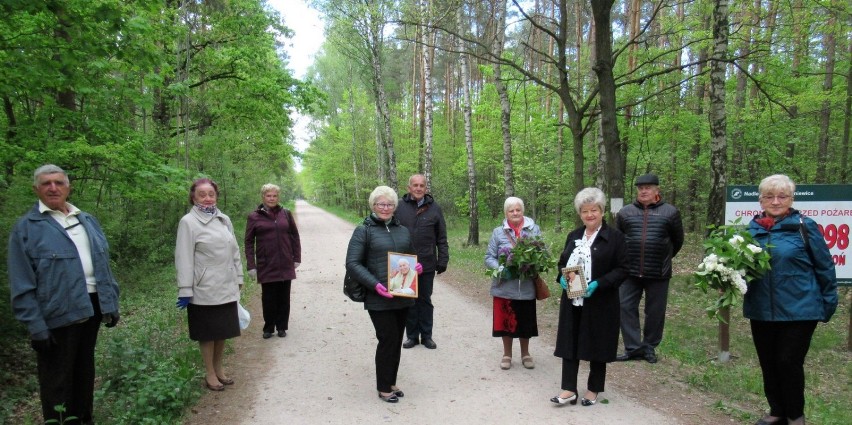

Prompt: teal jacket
[744,210,837,322]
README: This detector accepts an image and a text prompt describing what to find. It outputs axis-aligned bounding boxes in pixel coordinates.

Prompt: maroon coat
[245,205,301,283]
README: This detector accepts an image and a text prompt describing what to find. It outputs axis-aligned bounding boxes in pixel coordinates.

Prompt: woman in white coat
[175,178,244,391]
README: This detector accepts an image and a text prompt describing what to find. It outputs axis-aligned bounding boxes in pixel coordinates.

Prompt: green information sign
[725,185,851,286]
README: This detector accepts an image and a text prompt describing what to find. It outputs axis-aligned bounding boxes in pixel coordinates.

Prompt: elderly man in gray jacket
[7,164,120,425]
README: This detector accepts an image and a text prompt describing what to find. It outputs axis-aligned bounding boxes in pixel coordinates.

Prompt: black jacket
[395,193,449,273]
[615,199,684,279]
[553,222,627,362]
[345,214,415,311]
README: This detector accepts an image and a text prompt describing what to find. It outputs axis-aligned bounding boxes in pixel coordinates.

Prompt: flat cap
[635,173,660,186]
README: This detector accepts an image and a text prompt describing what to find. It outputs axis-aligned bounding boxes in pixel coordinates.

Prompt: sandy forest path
[184,201,723,424]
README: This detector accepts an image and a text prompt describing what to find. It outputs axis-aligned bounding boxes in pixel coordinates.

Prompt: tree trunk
[688,21,709,232]
[731,4,751,182]
[368,13,397,189]
[815,10,836,183]
[590,0,625,204]
[349,65,361,211]
[421,1,434,185]
[491,0,514,198]
[707,0,729,230]
[459,11,479,246]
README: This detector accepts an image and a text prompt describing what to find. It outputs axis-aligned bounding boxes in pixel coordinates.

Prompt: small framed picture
[561,266,588,298]
[387,252,418,299]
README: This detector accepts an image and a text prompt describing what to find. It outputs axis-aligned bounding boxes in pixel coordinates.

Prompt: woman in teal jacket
[745,174,837,425]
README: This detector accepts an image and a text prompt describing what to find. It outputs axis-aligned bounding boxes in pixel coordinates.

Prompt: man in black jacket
[397,174,449,350]
[615,173,684,363]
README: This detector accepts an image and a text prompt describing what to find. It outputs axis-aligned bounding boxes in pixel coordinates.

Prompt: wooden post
[718,306,731,362]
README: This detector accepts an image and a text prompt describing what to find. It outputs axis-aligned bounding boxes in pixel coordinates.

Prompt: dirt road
[184,201,695,424]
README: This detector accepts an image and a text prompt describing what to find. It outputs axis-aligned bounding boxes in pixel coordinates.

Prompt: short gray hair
[369,185,398,208]
[573,187,606,214]
[759,174,795,198]
[503,196,524,214]
[260,183,280,196]
[33,164,68,186]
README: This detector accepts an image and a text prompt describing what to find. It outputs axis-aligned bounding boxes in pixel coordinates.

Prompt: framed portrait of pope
[387,252,418,298]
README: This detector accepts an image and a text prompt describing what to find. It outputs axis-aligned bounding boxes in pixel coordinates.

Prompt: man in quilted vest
[615,173,684,364]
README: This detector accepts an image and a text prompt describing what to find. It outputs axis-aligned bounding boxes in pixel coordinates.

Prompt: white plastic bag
[237,302,251,330]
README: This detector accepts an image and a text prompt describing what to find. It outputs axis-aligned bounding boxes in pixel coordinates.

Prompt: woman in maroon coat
[245,184,302,339]
[551,187,627,407]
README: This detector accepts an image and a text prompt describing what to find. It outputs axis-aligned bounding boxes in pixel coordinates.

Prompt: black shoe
[378,392,399,403]
[402,338,419,349]
[616,351,643,361]
[644,352,658,364]
[277,330,286,338]
[550,392,577,406]
[262,332,273,339]
[421,338,437,349]
[581,394,598,406]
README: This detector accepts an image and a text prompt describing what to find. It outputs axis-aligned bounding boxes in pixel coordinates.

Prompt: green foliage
[486,235,558,280]
[694,219,772,321]
[87,265,203,424]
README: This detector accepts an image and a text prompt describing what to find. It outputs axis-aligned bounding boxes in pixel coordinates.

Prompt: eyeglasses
[373,203,395,210]
[760,195,791,202]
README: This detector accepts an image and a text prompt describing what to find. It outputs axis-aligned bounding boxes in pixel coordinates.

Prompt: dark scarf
[262,204,282,218]
[195,204,217,215]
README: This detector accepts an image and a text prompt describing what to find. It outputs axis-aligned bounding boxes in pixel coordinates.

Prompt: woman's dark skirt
[492,297,538,338]
[187,301,240,341]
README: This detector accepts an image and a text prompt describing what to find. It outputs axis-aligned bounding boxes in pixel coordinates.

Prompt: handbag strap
[799,217,816,265]
[504,228,518,247]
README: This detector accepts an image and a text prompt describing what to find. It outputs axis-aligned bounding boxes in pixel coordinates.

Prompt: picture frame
[561,266,588,298]
[387,252,418,298]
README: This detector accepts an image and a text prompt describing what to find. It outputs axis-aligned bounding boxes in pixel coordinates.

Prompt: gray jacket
[484,217,540,300]
[7,204,120,337]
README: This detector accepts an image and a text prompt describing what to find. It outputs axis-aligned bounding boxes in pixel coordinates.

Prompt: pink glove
[415,262,423,274]
[375,283,394,298]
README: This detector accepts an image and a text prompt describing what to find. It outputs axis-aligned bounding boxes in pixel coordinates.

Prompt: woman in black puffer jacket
[346,185,418,403]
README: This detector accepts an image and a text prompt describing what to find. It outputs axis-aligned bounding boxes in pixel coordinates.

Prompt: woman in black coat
[551,187,627,407]
[345,185,418,403]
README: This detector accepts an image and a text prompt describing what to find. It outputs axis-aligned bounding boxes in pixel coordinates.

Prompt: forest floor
[182,201,735,424]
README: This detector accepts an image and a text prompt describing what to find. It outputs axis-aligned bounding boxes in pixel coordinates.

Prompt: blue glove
[583,281,598,298]
[176,297,191,309]
[558,275,568,290]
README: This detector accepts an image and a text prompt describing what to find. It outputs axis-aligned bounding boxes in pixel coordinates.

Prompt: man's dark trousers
[37,293,102,424]
[406,271,435,341]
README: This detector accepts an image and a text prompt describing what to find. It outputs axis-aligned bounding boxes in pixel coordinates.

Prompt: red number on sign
[814,224,848,250]
[823,224,836,249]
[838,224,849,250]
